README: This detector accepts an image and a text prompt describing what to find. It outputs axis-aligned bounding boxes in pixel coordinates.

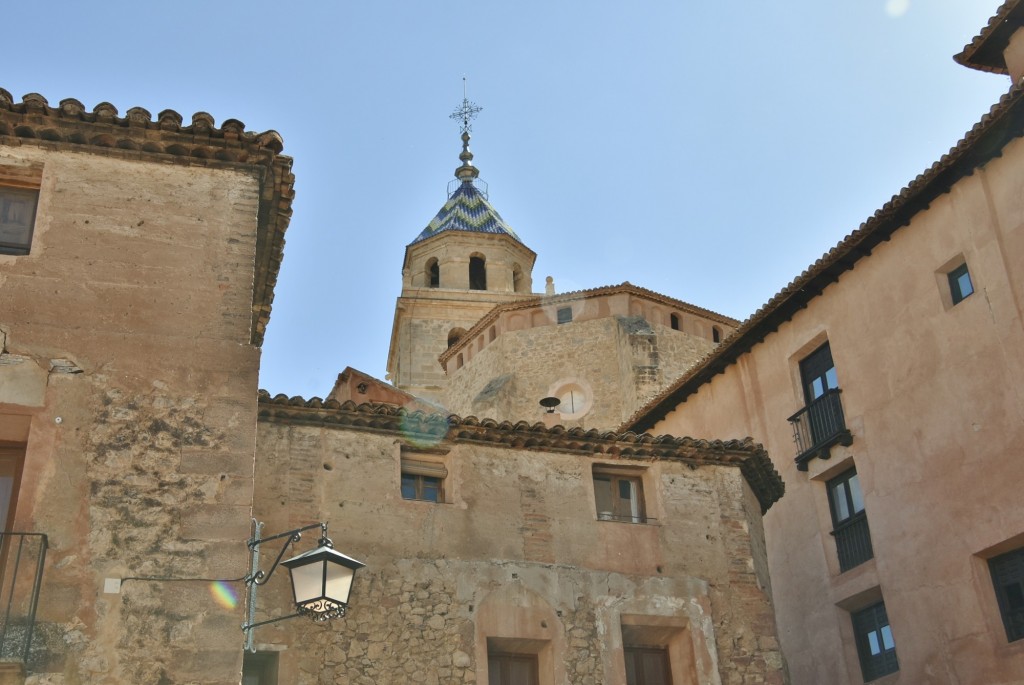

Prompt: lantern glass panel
[290,559,326,604]
[324,563,356,605]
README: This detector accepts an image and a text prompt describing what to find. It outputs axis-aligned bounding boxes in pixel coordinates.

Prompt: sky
[4,1,1012,400]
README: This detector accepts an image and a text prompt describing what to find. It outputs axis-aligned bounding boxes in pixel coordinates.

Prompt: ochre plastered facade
[626,12,1024,683]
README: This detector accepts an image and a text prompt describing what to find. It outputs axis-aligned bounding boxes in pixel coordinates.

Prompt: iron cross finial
[450,76,482,133]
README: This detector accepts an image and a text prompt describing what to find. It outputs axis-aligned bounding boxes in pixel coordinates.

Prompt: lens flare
[209,580,238,610]
[885,0,909,18]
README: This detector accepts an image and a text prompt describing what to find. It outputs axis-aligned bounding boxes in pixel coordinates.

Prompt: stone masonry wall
[0,146,262,684]
[252,414,785,684]
[442,316,717,429]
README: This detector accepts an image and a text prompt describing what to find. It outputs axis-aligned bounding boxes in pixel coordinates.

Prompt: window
[400,456,447,503]
[593,467,646,523]
[427,258,440,288]
[625,647,673,685]
[851,601,898,681]
[470,255,487,290]
[712,326,721,343]
[801,342,839,402]
[948,262,974,305]
[827,469,873,571]
[242,651,279,685]
[989,547,1024,642]
[0,187,38,256]
[488,652,538,685]
[556,307,572,324]
[669,314,680,331]
[791,341,851,469]
[448,328,467,348]
[512,263,524,293]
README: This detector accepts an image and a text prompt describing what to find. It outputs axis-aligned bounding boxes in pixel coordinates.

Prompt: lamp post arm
[247,522,326,587]
[242,611,304,632]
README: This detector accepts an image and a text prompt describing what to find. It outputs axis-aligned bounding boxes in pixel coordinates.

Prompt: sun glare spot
[885,0,910,18]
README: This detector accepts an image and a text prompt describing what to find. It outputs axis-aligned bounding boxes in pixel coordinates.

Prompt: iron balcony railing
[831,512,874,572]
[789,388,853,471]
[0,533,47,666]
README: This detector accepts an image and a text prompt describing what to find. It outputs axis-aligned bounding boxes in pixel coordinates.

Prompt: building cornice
[0,89,294,346]
[257,390,784,513]
[622,81,1024,434]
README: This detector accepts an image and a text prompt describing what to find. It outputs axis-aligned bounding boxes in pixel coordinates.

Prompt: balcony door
[800,343,839,445]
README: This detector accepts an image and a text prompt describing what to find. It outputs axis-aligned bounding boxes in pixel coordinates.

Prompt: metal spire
[449,76,482,133]
[451,77,482,184]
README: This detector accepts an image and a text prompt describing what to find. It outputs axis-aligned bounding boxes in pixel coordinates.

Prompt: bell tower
[386,91,536,401]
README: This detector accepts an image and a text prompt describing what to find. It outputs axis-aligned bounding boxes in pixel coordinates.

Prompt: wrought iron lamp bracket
[245,522,328,587]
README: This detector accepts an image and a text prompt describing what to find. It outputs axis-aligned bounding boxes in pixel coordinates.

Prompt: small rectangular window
[948,263,974,305]
[989,547,1024,642]
[593,467,646,523]
[401,456,447,503]
[0,186,39,256]
[852,601,899,681]
[557,307,573,324]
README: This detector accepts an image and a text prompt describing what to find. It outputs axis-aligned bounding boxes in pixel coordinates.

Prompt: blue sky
[4,2,1011,399]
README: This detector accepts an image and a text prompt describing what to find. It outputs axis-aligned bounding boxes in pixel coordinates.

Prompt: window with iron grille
[852,601,899,682]
[557,307,573,324]
[791,342,852,469]
[593,468,646,523]
[827,468,873,572]
[989,547,1024,642]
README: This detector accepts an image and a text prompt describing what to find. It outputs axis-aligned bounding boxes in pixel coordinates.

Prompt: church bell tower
[386,90,536,401]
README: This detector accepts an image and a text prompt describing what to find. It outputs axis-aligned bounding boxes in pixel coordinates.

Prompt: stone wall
[252,402,785,684]
[0,144,266,684]
[442,316,716,429]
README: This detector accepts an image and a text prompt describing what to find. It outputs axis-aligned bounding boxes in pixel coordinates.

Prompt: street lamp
[242,521,365,646]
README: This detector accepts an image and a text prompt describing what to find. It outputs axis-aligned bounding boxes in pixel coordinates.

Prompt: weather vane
[450,76,482,134]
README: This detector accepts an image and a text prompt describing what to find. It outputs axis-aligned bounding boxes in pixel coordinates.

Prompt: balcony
[832,511,874,572]
[789,388,853,471]
[0,533,47,671]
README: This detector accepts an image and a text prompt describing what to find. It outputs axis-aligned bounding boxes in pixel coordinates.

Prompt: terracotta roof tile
[953,0,1024,74]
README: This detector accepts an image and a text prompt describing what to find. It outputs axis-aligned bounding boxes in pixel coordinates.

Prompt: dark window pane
[852,601,899,681]
[949,263,974,304]
[401,474,417,499]
[557,307,572,324]
[990,547,1024,642]
[625,647,672,685]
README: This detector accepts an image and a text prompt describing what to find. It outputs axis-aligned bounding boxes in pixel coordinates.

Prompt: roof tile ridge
[953,0,1021,72]
[0,88,286,153]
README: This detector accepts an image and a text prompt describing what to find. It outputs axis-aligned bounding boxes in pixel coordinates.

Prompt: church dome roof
[411,181,522,245]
